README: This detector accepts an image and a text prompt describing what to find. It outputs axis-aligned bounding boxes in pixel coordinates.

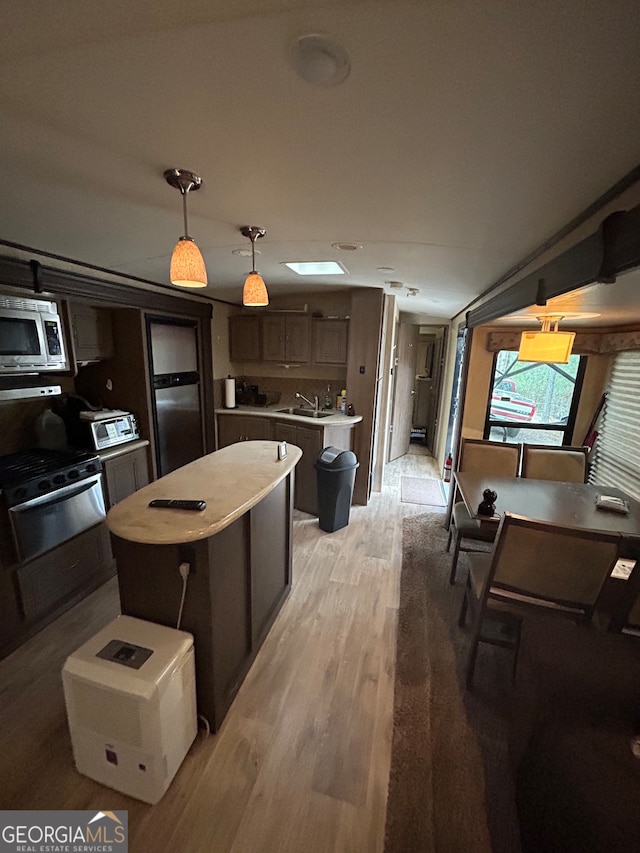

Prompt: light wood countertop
[106,440,301,545]
[215,405,362,426]
[97,438,150,462]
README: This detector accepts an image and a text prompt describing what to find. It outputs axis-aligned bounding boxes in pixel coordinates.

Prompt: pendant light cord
[181,189,190,239]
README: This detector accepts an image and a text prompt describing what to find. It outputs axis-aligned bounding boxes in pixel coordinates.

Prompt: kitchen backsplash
[214,375,347,410]
[0,400,54,454]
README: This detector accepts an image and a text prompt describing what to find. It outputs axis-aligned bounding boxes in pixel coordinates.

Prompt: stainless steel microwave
[0,293,67,373]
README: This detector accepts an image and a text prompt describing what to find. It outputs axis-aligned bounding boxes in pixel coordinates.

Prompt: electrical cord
[176,561,190,630]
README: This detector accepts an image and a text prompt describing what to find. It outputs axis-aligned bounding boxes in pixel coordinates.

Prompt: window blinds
[589,351,640,500]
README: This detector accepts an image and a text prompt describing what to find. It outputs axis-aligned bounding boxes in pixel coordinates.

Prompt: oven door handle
[9,475,102,514]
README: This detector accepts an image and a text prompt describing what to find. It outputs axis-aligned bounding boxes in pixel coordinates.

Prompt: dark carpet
[383,513,522,853]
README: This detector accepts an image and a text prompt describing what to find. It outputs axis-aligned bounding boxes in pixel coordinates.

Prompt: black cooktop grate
[0,448,98,487]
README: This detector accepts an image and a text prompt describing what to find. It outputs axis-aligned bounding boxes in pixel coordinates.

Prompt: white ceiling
[1,0,639,320]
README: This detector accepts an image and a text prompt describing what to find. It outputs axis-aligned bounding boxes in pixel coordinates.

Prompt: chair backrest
[625,594,640,633]
[458,438,521,478]
[521,445,589,483]
[485,512,620,620]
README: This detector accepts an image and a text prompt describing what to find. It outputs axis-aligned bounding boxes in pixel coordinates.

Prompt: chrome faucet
[296,392,319,411]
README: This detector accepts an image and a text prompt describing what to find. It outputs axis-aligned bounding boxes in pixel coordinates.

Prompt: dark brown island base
[106,440,302,732]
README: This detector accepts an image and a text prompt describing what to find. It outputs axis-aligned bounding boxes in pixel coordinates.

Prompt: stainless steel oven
[9,474,105,563]
[0,448,105,564]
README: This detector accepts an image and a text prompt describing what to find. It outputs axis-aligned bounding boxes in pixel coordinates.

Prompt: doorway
[389,321,448,461]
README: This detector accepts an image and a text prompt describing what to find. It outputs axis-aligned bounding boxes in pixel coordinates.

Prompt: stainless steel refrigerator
[148,318,204,477]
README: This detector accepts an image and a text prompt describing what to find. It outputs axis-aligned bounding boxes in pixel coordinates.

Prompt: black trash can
[315,447,359,532]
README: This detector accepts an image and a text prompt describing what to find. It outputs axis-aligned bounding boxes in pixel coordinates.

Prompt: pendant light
[164,168,208,288]
[240,226,269,307]
[518,315,575,364]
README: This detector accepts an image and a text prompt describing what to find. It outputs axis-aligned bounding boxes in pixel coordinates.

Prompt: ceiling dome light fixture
[240,226,268,307]
[164,168,207,288]
[290,34,351,86]
[331,241,362,252]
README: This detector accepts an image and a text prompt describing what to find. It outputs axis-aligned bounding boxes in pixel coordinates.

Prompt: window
[589,351,640,500]
[484,350,586,445]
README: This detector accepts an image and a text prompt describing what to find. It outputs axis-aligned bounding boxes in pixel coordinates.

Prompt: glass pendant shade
[170,237,208,288]
[518,330,575,363]
[518,315,575,364]
[243,271,269,306]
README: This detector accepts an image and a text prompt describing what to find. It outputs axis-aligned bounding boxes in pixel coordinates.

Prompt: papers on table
[611,558,636,581]
[596,494,630,514]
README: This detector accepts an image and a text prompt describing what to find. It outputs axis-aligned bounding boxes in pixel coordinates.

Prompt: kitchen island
[107,440,301,731]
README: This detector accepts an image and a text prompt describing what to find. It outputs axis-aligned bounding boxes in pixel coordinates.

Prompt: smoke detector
[290,35,351,86]
[406,287,420,297]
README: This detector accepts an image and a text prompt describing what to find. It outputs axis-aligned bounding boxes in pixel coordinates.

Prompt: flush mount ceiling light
[387,281,404,289]
[240,226,268,307]
[284,261,347,276]
[164,168,207,288]
[331,241,362,252]
[518,314,576,364]
[290,34,351,86]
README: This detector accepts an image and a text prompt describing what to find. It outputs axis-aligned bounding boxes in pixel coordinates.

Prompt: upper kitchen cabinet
[262,315,310,363]
[69,303,114,362]
[313,318,348,365]
[229,315,261,361]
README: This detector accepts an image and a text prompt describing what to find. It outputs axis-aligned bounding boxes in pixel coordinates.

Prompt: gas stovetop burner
[0,447,102,507]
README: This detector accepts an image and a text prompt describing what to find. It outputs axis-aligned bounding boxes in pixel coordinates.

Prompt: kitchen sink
[276,407,332,418]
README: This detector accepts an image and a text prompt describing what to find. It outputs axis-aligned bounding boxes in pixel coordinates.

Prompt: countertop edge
[97,439,150,462]
[106,441,302,545]
[215,406,362,426]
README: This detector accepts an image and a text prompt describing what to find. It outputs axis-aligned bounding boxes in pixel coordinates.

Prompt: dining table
[454,472,640,627]
[454,472,640,536]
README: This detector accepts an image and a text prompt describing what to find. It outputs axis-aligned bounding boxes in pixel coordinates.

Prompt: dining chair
[446,438,522,585]
[521,444,589,483]
[458,511,621,689]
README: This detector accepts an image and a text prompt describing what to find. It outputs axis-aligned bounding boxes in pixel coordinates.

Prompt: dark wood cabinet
[1,522,116,660]
[15,523,114,622]
[262,315,310,363]
[113,474,293,731]
[229,315,261,361]
[70,304,114,362]
[217,414,273,448]
[102,447,150,509]
[293,426,322,514]
[263,417,357,514]
[262,316,286,361]
[313,318,348,364]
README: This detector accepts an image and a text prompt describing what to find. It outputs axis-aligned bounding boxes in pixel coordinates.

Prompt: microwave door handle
[9,476,101,513]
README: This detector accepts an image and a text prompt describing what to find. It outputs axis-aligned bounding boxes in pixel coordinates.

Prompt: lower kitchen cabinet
[217,414,273,448]
[15,523,115,622]
[296,427,323,515]
[273,422,329,515]
[102,446,150,509]
[218,411,356,515]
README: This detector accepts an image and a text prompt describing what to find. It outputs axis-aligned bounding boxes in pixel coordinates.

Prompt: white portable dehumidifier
[62,615,197,804]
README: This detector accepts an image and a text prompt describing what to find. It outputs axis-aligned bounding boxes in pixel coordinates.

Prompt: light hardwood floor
[0,444,443,852]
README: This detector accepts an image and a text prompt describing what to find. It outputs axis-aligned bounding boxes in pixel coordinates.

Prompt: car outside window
[485,351,586,445]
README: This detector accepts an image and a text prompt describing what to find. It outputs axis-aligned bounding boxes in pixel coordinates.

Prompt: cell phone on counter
[148,499,206,511]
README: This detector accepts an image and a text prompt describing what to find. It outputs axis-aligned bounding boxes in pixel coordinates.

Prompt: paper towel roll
[225,378,236,408]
